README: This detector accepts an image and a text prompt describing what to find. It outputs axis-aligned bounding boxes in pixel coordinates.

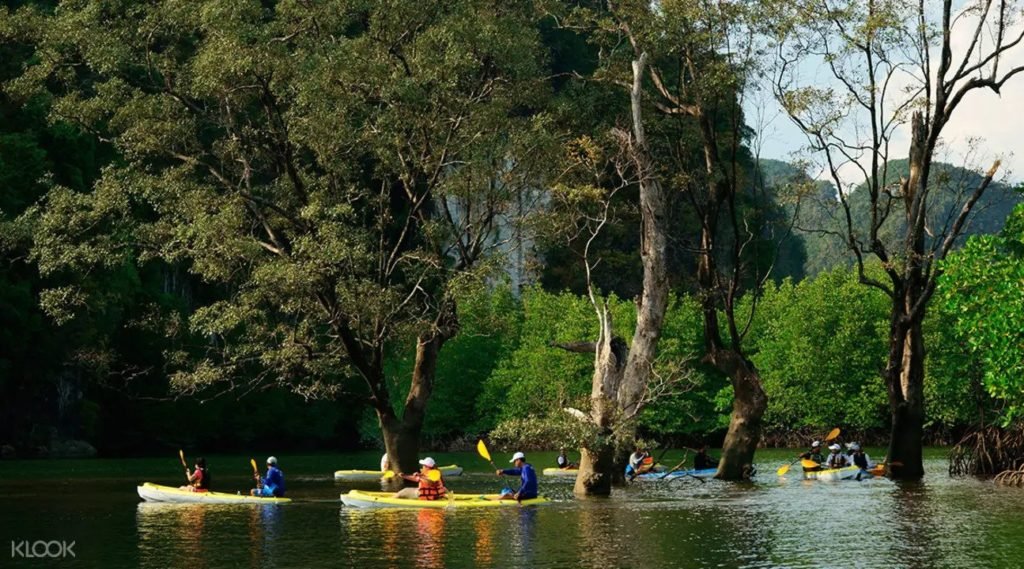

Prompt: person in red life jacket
[394,457,447,500]
[496,451,538,501]
[180,457,210,492]
[626,446,654,478]
[556,449,578,470]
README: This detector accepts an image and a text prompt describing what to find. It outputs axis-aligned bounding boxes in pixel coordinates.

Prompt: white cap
[510,451,525,463]
[811,441,821,447]
[267,456,277,465]
[419,457,436,467]
[828,443,842,451]
[849,443,861,451]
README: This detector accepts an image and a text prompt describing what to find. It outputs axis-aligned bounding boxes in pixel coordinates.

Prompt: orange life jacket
[417,474,446,500]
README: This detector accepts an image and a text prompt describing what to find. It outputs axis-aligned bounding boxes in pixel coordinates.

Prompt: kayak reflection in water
[496,451,537,501]
[556,449,578,470]
[394,457,447,500]
[180,457,210,492]
[251,456,286,497]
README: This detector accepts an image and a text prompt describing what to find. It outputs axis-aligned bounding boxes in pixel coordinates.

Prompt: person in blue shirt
[496,451,537,501]
[251,456,286,497]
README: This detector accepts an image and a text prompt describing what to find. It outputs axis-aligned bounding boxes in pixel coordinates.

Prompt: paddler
[380,452,390,472]
[179,457,210,492]
[556,448,578,470]
[496,451,538,501]
[693,444,719,470]
[799,440,825,464]
[626,446,654,477]
[251,456,287,497]
[847,442,870,470]
[824,443,850,469]
[394,457,447,500]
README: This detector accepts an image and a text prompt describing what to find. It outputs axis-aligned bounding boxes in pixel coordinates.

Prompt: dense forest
[0,1,1022,488]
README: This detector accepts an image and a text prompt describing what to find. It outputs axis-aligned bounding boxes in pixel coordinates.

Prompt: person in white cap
[824,443,850,469]
[496,451,537,501]
[848,443,870,470]
[394,457,447,500]
[251,456,286,497]
[799,441,825,464]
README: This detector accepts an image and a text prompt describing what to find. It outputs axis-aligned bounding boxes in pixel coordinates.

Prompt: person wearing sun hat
[824,443,850,469]
[496,451,537,501]
[394,457,447,500]
[847,442,871,470]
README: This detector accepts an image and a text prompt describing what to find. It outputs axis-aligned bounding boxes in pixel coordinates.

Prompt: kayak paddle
[477,439,516,494]
[179,449,189,482]
[250,458,262,490]
[777,428,842,475]
[657,453,689,480]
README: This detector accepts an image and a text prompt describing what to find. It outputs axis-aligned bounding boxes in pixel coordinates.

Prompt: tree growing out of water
[12,0,553,475]
[771,0,1024,479]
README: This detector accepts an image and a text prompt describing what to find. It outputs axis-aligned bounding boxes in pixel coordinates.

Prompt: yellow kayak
[340,490,550,509]
[542,468,578,477]
[334,464,463,481]
[137,483,291,504]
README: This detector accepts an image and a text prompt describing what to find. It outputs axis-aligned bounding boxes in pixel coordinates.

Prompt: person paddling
[394,457,447,500]
[497,451,537,501]
[848,443,870,470]
[693,445,719,470]
[800,441,825,463]
[251,456,286,497]
[180,457,210,492]
[626,446,654,478]
[824,444,850,469]
[556,449,578,470]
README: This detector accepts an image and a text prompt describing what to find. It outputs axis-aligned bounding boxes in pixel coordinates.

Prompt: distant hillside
[759,158,1021,276]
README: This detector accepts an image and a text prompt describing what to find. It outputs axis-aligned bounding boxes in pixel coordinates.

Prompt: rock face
[49,439,98,458]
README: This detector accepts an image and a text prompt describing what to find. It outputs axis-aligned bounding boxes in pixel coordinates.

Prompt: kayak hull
[634,468,717,481]
[802,466,874,481]
[334,465,463,481]
[137,483,291,504]
[542,468,578,478]
[340,490,549,509]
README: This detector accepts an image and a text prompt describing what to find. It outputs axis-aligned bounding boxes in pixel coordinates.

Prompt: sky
[747,3,1024,188]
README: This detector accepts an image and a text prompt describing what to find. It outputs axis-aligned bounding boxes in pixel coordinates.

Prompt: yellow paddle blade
[801,459,820,469]
[250,458,258,474]
[776,463,791,476]
[476,439,492,462]
[382,470,396,479]
[426,469,442,482]
[825,428,841,442]
[179,449,186,464]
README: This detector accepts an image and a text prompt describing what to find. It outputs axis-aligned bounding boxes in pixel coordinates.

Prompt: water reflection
[136,502,285,569]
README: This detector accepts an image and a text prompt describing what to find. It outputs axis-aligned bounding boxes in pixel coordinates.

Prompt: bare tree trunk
[884,304,927,480]
[376,304,457,489]
[709,350,767,480]
[575,307,627,497]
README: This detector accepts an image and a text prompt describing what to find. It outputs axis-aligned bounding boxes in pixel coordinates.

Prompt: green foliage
[941,203,1024,424]
[749,266,890,431]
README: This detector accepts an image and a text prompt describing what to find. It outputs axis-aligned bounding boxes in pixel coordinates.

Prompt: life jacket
[853,452,868,469]
[193,467,210,491]
[641,456,654,466]
[827,453,847,468]
[417,474,446,501]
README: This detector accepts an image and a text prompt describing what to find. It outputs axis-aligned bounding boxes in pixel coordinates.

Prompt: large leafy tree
[14,0,552,472]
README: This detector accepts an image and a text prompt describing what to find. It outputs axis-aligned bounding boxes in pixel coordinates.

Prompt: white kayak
[802,466,874,481]
[340,490,550,509]
[137,482,291,504]
[333,464,464,481]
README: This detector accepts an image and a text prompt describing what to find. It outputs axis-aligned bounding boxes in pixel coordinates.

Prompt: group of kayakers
[799,440,872,471]
[179,456,287,498]
[623,444,719,477]
[389,451,539,503]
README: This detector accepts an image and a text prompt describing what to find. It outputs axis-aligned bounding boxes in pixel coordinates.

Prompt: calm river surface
[2,448,1023,568]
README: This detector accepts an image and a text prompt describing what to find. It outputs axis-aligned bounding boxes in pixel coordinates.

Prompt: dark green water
[2,448,1023,568]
